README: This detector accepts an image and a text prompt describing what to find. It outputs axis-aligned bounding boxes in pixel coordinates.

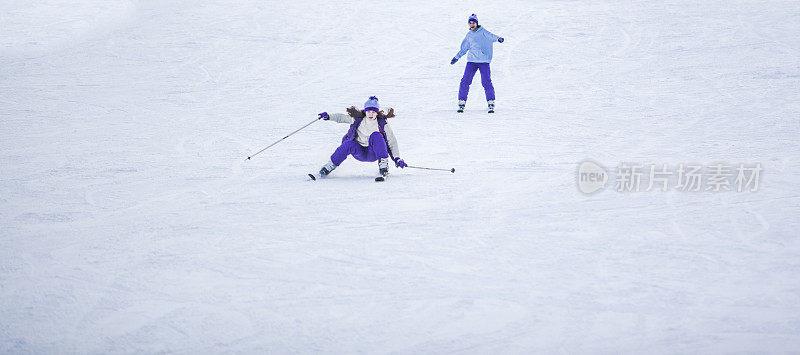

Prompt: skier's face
[469,21,477,30]
[366,110,378,120]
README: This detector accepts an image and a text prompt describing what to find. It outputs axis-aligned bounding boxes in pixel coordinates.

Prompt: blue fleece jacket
[454,26,502,63]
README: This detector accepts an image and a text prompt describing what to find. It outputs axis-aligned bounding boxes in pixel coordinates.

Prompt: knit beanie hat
[364,96,379,112]
[468,13,478,24]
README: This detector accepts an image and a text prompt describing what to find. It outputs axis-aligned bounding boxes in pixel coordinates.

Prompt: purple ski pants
[458,62,495,101]
[330,131,389,166]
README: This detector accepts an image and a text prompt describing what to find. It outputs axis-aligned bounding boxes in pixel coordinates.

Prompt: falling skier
[451,13,504,113]
[314,96,407,181]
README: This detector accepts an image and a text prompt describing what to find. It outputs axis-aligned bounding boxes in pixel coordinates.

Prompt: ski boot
[457,100,466,113]
[488,100,495,113]
[378,158,389,177]
[319,160,337,177]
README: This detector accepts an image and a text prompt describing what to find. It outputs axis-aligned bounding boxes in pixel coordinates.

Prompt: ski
[310,173,386,181]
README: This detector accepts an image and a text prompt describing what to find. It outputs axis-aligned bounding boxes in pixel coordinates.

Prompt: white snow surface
[2,0,800,353]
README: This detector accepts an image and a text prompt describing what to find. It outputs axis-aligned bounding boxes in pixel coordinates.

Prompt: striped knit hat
[364,96,379,112]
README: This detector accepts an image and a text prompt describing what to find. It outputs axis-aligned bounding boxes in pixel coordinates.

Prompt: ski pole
[246,117,320,161]
[407,165,455,173]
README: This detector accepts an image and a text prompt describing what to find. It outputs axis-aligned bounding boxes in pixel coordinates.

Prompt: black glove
[450,57,458,65]
[318,112,330,120]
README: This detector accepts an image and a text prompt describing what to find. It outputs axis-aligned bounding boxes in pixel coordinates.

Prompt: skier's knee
[369,131,383,142]
[335,141,356,155]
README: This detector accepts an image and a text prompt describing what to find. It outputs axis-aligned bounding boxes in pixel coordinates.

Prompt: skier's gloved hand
[318,112,330,120]
[394,157,407,168]
[498,37,504,43]
[450,57,458,65]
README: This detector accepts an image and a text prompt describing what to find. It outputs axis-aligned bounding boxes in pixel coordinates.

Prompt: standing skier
[451,13,504,113]
[316,96,407,179]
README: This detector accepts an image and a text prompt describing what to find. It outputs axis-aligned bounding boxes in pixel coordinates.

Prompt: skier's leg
[367,132,390,176]
[478,63,495,101]
[350,132,388,162]
[458,62,479,101]
[369,132,389,160]
[330,140,362,166]
[368,132,390,160]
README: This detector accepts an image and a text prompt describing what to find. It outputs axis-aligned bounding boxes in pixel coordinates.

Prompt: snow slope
[2,0,800,353]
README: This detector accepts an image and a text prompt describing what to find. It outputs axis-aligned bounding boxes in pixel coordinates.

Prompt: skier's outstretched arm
[330,113,355,124]
[451,36,469,64]
[486,30,503,42]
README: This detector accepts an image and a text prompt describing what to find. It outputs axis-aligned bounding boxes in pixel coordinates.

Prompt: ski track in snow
[1,0,800,353]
